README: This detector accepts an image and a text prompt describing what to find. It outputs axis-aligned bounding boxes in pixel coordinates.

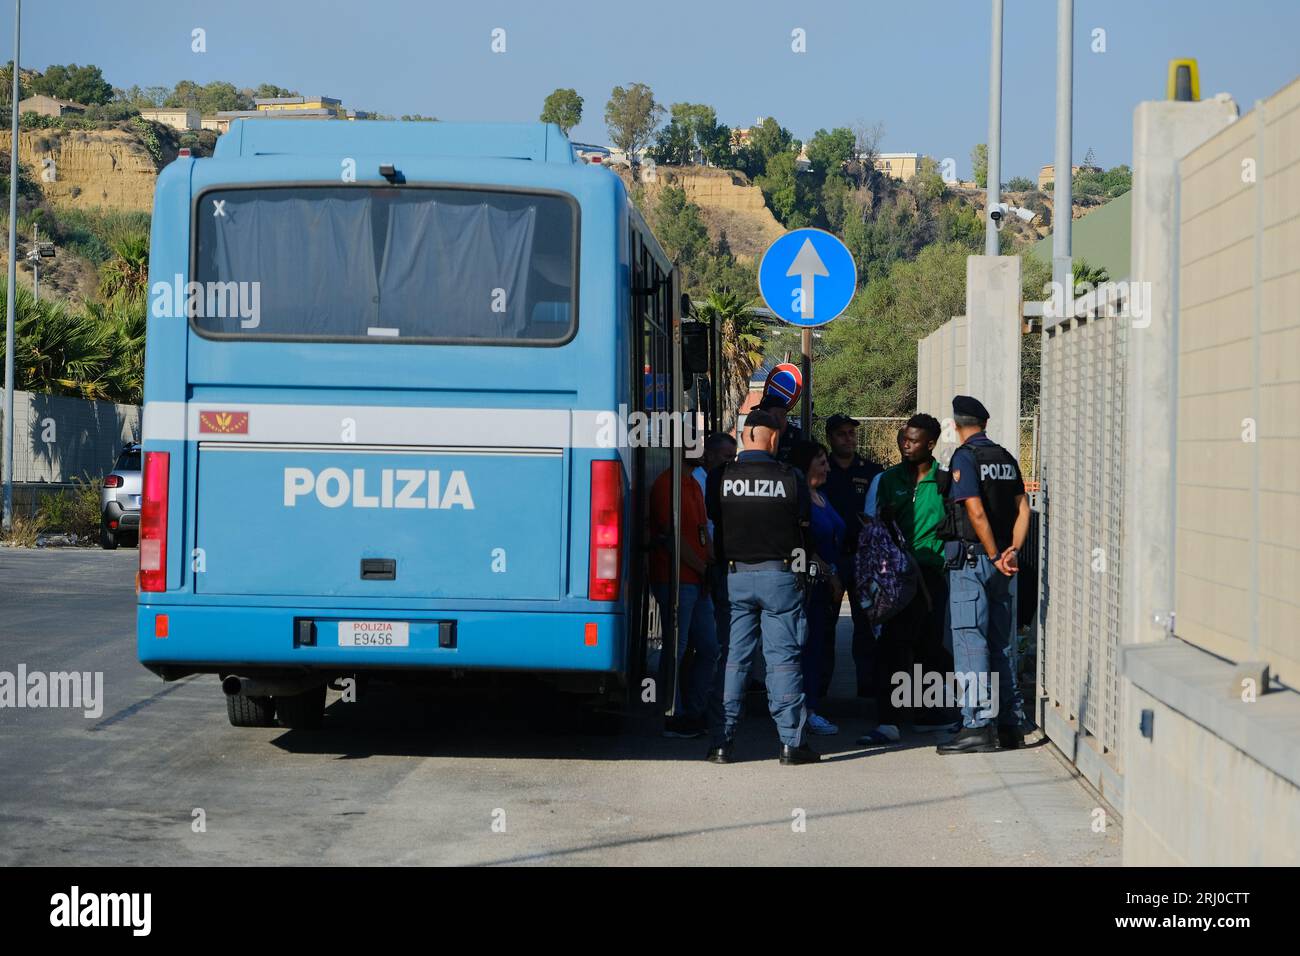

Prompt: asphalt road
[0,547,1121,866]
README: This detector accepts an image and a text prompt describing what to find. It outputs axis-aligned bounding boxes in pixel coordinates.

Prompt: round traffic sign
[758,227,857,327]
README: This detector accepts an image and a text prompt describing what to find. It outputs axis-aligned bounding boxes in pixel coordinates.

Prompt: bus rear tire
[227,692,276,728]
[275,684,326,730]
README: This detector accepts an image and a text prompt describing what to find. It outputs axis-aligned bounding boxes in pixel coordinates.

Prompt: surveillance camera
[989,203,1007,230]
[1014,206,1036,223]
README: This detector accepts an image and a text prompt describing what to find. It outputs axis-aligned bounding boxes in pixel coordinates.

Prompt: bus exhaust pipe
[221,675,322,698]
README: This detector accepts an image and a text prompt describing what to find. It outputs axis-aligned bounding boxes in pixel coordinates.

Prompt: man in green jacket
[863,413,955,738]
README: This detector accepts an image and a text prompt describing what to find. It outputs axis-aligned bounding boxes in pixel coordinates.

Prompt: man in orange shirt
[650,448,719,739]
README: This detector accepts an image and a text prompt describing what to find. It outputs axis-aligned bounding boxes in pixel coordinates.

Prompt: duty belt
[728,559,792,572]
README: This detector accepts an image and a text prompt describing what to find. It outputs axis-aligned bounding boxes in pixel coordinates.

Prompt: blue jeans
[721,569,808,747]
[706,566,730,743]
[949,556,1025,729]
[652,582,719,720]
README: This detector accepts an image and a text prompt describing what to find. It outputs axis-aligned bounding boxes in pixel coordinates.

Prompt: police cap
[757,393,791,413]
[824,413,858,436]
[952,395,990,423]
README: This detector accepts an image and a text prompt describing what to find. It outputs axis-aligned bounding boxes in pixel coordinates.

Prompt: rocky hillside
[0,126,161,212]
[619,165,785,260]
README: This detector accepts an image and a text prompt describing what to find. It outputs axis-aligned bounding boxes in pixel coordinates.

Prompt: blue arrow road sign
[757,228,857,327]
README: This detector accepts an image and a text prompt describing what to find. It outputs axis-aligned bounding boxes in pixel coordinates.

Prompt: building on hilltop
[216,95,373,125]
[874,152,919,181]
[16,94,85,118]
[140,107,200,131]
[1037,162,1100,190]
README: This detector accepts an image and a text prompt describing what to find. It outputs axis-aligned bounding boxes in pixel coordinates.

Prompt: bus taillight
[139,451,170,592]
[589,460,623,601]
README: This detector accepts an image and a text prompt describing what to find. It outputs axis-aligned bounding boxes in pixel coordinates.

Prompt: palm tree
[695,288,765,432]
[1072,258,1109,296]
[97,231,150,304]
[0,278,142,404]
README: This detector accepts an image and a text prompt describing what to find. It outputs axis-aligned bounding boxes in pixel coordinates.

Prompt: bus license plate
[338,621,410,647]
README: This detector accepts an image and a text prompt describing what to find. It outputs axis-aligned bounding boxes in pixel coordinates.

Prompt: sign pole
[800,328,811,436]
[757,227,855,436]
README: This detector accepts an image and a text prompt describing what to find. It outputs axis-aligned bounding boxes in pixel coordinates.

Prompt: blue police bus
[137,120,709,728]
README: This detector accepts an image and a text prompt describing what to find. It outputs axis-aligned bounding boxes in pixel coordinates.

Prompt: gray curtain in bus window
[209,195,378,335]
[379,199,536,339]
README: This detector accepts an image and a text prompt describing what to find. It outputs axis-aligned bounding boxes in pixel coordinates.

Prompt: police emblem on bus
[198,411,249,434]
[283,467,475,510]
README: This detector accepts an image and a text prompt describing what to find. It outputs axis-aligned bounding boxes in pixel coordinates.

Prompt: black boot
[997,726,1025,750]
[937,724,999,755]
[706,743,732,764]
[779,742,821,765]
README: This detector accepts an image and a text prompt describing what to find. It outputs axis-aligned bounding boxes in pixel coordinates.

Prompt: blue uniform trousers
[949,555,1025,729]
[720,568,808,747]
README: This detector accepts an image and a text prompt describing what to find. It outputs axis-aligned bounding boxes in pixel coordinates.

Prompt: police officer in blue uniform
[705,408,819,765]
[938,395,1031,754]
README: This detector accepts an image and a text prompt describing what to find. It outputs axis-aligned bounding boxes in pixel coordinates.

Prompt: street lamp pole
[3,0,21,533]
[984,0,1004,256]
[1052,0,1074,309]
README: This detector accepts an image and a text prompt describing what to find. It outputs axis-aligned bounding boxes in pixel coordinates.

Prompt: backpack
[854,514,920,625]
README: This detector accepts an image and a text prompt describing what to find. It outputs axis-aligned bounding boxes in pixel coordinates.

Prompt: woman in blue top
[790,440,846,736]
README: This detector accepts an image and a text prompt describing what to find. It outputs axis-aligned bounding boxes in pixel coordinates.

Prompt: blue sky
[5,0,1297,179]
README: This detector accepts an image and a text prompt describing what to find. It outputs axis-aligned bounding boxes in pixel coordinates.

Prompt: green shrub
[36,476,102,537]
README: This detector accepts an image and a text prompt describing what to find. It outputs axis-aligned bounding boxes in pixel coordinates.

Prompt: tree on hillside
[756,150,816,229]
[651,185,709,266]
[166,80,252,114]
[1005,175,1035,191]
[540,88,583,135]
[739,116,797,178]
[98,232,150,305]
[29,63,114,105]
[806,127,855,177]
[971,143,988,188]
[650,103,730,167]
[0,62,30,105]
[911,156,947,202]
[1073,163,1131,200]
[120,85,170,109]
[605,83,663,174]
[253,84,298,100]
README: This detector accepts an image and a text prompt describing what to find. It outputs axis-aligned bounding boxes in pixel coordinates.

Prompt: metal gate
[1037,292,1128,779]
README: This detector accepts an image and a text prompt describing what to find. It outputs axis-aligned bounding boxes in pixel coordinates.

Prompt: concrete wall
[965,256,1021,453]
[1121,78,1300,865]
[1175,79,1300,687]
[914,256,1021,465]
[0,390,140,485]
[1123,95,1241,655]
[916,315,967,464]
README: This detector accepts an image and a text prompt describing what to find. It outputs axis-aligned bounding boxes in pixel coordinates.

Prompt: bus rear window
[191,186,577,343]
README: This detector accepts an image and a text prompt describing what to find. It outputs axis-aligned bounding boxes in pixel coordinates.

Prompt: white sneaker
[807,712,840,735]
